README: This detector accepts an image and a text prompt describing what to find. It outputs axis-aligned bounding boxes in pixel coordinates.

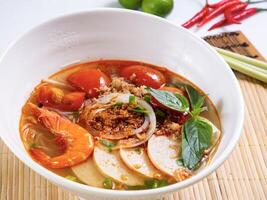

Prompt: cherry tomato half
[159,86,186,96]
[36,85,85,111]
[169,110,190,125]
[67,69,111,98]
[59,92,86,111]
[120,65,166,88]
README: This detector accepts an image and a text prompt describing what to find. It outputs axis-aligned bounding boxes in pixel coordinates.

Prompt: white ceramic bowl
[0,8,244,200]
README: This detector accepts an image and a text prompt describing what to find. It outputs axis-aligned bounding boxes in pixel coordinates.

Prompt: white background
[0,0,266,56]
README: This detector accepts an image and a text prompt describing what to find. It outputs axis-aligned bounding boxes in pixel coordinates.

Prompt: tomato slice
[151,86,186,109]
[120,65,166,88]
[36,85,85,111]
[58,92,85,111]
[169,110,190,125]
[67,69,111,98]
[158,86,185,96]
[37,85,63,105]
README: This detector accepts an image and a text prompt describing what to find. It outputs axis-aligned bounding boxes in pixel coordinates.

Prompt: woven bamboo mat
[1,32,267,200]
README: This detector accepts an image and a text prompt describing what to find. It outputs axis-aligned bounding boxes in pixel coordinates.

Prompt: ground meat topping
[99,77,148,97]
[79,103,145,140]
[155,119,181,136]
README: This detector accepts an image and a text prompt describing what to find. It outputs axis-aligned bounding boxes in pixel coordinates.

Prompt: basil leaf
[182,118,212,170]
[146,87,189,112]
[174,93,190,112]
[190,107,201,117]
[185,85,205,110]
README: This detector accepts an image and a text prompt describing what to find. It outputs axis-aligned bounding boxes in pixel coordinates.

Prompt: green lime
[142,0,174,17]
[119,0,142,9]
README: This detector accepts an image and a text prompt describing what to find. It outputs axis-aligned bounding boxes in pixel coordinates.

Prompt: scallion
[103,178,114,189]
[129,95,137,105]
[130,105,149,114]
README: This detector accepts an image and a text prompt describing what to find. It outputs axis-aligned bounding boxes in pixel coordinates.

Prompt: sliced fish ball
[71,158,105,188]
[148,135,182,177]
[120,147,163,179]
[148,118,220,178]
[94,146,145,186]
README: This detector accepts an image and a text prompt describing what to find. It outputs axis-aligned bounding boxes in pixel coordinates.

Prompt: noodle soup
[20,60,221,190]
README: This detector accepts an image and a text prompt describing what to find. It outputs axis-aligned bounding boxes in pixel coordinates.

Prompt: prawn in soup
[20,60,221,190]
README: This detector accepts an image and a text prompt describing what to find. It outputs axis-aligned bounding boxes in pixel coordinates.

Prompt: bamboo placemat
[1,32,267,200]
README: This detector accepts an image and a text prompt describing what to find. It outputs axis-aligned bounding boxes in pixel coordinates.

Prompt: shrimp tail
[30,148,53,167]
[30,148,69,169]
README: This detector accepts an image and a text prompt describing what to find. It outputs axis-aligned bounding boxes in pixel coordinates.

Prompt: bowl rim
[0,8,244,197]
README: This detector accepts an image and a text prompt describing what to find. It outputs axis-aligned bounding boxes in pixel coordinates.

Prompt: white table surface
[0,0,266,57]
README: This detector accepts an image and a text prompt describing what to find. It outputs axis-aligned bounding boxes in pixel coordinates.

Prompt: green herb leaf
[112,102,124,108]
[154,108,166,119]
[129,95,137,105]
[130,105,149,114]
[134,148,142,155]
[190,106,208,117]
[103,178,114,189]
[144,179,168,189]
[65,175,78,182]
[99,139,116,152]
[127,179,168,190]
[127,185,146,190]
[29,142,37,148]
[143,95,151,103]
[182,118,212,170]
[185,85,206,117]
[146,87,189,112]
[190,107,201,117]
[176,158,184,166]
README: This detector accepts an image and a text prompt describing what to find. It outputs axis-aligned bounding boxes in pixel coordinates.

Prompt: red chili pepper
[198,0,240,27]
[208,8,267,30]
[209,0,267,8]
[224,2,248,24]
[208,0,234,8]
[182,5,209,28]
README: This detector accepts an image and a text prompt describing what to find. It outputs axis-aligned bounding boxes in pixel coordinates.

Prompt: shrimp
[23,103,94,168]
